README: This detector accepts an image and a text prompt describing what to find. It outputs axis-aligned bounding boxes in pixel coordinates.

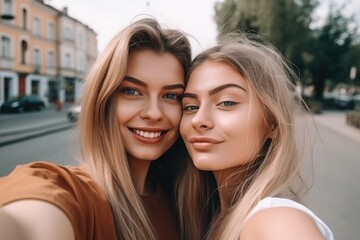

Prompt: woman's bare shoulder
[241,206,324,240]
[0,200,75,240]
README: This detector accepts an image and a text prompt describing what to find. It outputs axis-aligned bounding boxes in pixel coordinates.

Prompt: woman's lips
[130,128,167,144]
[189,136,223,150]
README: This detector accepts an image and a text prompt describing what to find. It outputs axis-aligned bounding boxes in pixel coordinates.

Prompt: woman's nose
[191,107,213,130]
[140,98,162,121]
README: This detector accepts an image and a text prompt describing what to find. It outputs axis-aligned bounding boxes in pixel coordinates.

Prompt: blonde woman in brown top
[0,17,194,240]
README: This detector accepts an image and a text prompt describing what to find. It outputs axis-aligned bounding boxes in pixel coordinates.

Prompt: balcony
[47,66,56,76]
[0,55,14,69]
[1,13,14,20]
[33,65,41,74]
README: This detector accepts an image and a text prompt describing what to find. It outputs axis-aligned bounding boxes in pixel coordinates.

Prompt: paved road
[0,129,79,177]
[301,111,360,240]
[0,106,73,146]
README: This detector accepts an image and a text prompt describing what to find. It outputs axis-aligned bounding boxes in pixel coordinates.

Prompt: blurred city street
[303,111,360,240]
[0,108,359,239]
[0,105,72,146]
[0,105,79,176]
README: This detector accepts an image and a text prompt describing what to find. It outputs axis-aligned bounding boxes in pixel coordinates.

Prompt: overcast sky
[46,0,222,54]
[45,0,359,54]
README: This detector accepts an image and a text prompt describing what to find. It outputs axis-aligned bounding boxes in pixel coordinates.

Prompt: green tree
[310,4,357,99]
[214,0,360,100]
[214,0,318,79]
[344,44,360,85]
[214,0,262,35]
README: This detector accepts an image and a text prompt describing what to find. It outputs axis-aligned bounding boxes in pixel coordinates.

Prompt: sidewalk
[0,106,73,147]
[0,121,72,147]
[313,110,360,145]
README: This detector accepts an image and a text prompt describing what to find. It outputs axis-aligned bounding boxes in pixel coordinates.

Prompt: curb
[0,121,71,136]
[0,122,74,147]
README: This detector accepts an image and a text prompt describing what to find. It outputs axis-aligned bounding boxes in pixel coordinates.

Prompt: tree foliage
[214,0,317,75]
[214,0,359,99]
[310,4,357,98]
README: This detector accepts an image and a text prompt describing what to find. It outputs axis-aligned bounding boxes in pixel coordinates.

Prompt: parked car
[333,92,355,109]
[331,83,360,109]
[0,95,45,113]
[353,94,360,105]
[67,104,81,122]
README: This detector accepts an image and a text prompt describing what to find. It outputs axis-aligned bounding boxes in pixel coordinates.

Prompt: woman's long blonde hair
[178,33,309,240]
[79,18,192,240]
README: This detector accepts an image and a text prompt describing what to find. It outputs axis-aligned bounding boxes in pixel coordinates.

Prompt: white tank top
[247,197,334,240]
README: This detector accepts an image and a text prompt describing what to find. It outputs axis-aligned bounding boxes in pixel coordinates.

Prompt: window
[65,53,71,68]
[21,40,28,64]
[78,32,83,44]
[33,17,41,36]
[34,48,41,66]
[31,80,40,95]
[48,23,54,40]
[79,56,84,72]
[1,36,11,58]
[48,51,54,68]
[22,8,27,29]
[64,27,72,40]
[2,0,13,15]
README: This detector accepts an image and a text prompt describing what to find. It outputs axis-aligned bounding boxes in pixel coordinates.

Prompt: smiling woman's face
[116,48,185,162]
[180,60,269,172]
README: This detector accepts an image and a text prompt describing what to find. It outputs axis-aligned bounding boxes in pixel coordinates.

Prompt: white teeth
[133,129,162,138]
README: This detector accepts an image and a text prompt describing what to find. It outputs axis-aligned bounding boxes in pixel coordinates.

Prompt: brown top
[142,182,180,240]
[0,161,180,240]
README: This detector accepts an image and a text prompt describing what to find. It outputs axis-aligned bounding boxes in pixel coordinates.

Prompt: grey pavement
[0,106,74,147]
[312,110,360,145]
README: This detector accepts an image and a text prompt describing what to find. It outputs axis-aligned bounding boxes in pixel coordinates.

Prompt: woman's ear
[267,124,276,139]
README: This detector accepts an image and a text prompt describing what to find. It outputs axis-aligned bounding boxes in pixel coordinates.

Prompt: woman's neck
[128,158,155,196]
[213,166,248,211]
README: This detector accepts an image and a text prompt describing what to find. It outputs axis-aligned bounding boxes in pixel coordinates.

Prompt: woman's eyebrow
[123,76,147,87]
[183,83,247,99]
[209,83,247,96]
[163,84,185,90]
[123,76,184,90]
[182,93,198,99]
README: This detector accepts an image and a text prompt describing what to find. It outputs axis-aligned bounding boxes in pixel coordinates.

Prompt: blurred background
[0,0,359,239]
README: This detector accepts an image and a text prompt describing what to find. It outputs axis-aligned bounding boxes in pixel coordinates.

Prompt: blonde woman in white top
[178,33,334,240]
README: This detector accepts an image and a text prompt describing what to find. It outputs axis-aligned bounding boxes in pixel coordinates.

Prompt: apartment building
[0,0,98,106]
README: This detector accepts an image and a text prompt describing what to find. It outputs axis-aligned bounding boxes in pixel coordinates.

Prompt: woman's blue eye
[122,88,140,95]
[164,93,180,101]
[183,105,198,111]
[219,101,236,106]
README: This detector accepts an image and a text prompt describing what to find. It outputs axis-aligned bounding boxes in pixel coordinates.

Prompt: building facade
[0,0,97,106]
